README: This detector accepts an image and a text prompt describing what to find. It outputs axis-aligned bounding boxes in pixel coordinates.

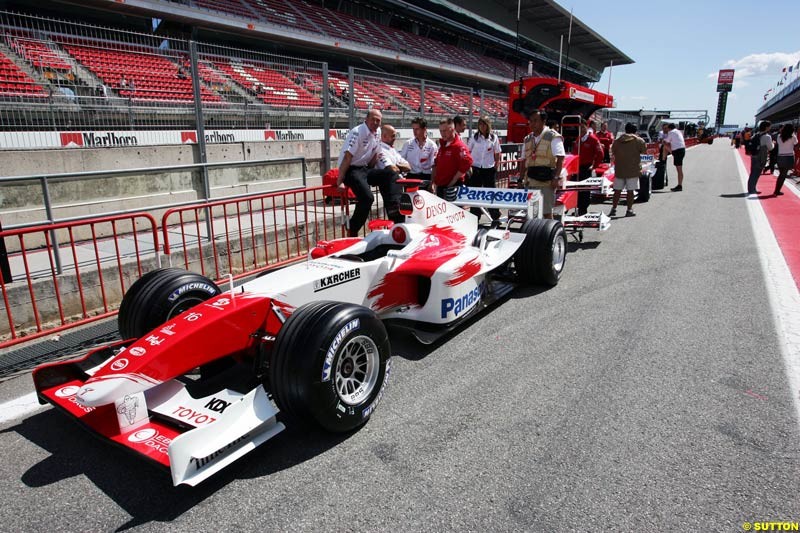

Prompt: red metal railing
[162,185,357,283]
[0,212,159,348]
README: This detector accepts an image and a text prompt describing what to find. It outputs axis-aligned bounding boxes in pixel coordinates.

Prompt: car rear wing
[451,186,543,219]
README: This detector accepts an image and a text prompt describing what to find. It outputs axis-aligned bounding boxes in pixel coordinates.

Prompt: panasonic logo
[456,186,533,205]
[441,281,486,319]
[313,268,361,292]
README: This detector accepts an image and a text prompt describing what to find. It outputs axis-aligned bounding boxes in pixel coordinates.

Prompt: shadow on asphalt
[3,408,353,531]
[567,241,601,252]
[719,192,750,198]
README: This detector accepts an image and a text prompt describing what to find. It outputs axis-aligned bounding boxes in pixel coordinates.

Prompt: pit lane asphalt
[1,141,799,532]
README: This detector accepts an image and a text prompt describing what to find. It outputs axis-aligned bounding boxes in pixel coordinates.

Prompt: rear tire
[118,268,220,339]
[269,301,391,433]
[514,218,566,286]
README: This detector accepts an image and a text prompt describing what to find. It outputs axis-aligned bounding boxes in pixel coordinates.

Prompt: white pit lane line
[0,391,47,426]
[736,153,800,426]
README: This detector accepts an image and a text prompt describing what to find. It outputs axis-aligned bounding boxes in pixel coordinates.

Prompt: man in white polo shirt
[400,117,438,186]
[664,123,686,191]
[377,124,411,175]
[337,109,402,236]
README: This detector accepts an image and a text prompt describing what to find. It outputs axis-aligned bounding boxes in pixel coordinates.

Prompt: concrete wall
[0,139,346,228]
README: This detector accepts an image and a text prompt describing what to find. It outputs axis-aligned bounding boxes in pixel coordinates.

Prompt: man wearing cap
[523,109,565,219]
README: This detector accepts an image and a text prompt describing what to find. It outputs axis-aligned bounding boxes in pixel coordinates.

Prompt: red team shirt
[433,136,473,187]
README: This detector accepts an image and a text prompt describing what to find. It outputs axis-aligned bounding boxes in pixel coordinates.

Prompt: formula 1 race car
[33,180,566,486]
[590,154,656,204]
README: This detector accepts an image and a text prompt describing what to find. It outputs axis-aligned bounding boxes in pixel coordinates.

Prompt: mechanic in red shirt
[596,122,614,163]
[432,117,473,200]
[570,119,604,215]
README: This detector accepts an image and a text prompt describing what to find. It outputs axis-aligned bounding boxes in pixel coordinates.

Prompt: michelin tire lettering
[167,282,218,302]
[321,318,360,382]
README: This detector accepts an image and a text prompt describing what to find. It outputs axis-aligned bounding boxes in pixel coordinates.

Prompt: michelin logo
[441,281,486,319]
[322,318,360,381]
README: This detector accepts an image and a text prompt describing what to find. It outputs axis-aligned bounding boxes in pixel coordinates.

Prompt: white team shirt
[376,141,410,170]
[400,137,438,174]
[665,129,686,150]
[467,132,501,168]
[337,122,379,167]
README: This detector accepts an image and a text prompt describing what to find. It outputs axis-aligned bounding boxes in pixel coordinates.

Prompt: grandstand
[0,0,631,149]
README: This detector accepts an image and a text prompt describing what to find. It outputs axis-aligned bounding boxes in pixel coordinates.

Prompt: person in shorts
[664,123,686,191]
[609,123,647,217]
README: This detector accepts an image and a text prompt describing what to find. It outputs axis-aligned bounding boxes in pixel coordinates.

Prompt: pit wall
[0,139,346,226]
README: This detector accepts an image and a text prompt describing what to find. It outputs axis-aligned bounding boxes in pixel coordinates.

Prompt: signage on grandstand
[717,69,735,93]
[0,127,508,150]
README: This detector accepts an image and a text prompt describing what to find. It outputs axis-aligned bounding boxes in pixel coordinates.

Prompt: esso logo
[55,385,80,398]
[128,428,157,443]
[110,358,129,371]
[413,195,425,209]
[129,347,146,357]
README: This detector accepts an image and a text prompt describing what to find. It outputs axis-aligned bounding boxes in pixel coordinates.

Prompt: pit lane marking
[0,392,47,426]
[737,152,800,427]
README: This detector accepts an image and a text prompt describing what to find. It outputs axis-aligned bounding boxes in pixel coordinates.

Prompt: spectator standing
[571,120,604,215]
[747,120,773,195]
[734,130,742,149]
[523,109,565,219]
[432,118,472,201]
[400,117,438,182]
[119,75,128,89]
[596,122,614,163]
[774,124,798,196]
[337,109,403,236]
[466,115,502,221]
[764,129,779,175]
[609,123,647,217]
[453,115,467,138]
[664,123,686,191]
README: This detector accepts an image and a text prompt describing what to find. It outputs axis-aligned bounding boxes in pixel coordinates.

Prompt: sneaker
[625,210,636,217]
[671,185,683,192]
[748,190,760,195]
[608,209,617,217]
[774,191,784,196]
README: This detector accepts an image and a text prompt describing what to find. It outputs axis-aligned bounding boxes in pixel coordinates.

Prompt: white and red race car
[33,180,567,486]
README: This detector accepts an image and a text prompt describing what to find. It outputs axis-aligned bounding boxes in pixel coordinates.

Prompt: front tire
[269,301,391,433]
[514,218,566,286]
[118,268,221,339]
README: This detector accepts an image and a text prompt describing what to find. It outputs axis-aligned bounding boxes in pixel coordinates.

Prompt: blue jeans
[747,155,762,193]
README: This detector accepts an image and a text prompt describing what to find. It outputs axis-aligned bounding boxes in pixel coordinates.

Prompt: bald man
[337,110,403,235]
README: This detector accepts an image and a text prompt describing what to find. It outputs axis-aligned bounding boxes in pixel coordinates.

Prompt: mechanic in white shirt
[376,124,411,174]
[400,117,438,185]
[663,123,686,191]
[523,109,565,219]
[466,115,502,221]
[337,109,403,236]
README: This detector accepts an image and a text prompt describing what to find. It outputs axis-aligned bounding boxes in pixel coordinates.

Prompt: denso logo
[426,202,447,218]
[440,281,486,319]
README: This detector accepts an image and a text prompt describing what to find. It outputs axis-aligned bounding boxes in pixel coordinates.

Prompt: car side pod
[168,385,284,486]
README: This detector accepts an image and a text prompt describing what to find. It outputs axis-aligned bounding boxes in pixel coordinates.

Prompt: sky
[553,0,800,128]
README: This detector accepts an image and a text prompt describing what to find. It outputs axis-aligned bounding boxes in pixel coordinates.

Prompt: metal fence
[0,11,508,150]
